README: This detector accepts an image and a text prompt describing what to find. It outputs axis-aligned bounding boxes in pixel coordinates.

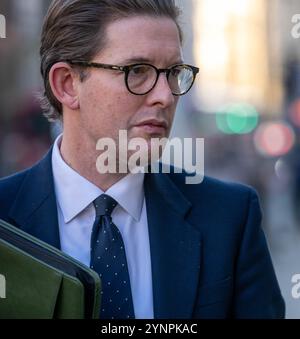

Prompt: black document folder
[0,219,101,319]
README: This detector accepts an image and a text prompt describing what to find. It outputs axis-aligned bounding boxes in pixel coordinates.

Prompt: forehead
[98,16,183,65]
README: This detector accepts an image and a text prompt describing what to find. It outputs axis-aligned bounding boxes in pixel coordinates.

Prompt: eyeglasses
[67,60,199,96]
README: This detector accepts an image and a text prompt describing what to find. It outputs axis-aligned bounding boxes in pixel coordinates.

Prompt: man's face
[77,16,182,152]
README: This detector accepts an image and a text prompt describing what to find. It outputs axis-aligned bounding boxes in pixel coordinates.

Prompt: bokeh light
[216,103,259,135]
[254,122,295,157]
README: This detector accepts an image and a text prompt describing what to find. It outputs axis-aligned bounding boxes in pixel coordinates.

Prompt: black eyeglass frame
[67,60,199,96]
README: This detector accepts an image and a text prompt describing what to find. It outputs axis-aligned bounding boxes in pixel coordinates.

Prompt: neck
[60,130,127,192]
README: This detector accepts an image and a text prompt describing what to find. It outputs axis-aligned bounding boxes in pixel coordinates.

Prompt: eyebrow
[120,56,184,66]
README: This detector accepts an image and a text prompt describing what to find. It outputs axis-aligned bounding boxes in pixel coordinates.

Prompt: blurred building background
[0,0,300,318]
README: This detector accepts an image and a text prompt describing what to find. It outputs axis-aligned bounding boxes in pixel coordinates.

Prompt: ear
[49,62,80,111]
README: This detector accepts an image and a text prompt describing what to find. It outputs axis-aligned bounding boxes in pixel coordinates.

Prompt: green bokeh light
[216,103,259,135]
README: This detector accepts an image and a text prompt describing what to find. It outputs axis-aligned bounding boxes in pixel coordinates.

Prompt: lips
[134,119,168,135]
[135,119,168,129]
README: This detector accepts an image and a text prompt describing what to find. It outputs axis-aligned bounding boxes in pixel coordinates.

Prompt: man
[0,0,285,319]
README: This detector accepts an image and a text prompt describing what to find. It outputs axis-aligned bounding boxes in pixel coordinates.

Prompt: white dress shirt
[51,135,154,319]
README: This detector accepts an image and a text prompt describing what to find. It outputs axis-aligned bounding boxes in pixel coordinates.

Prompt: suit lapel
[145,173,202,319]
[9,148,61,249]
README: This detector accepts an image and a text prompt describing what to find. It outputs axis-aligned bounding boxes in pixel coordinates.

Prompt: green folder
[0,219,101,319]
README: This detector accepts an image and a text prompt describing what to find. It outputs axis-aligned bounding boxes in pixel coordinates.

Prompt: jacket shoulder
[167,170,258,202]
[0,167,32,192]
[0,168,32,221]
[166,171,261,231]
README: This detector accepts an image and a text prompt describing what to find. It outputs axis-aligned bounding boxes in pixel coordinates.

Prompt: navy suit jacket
[0,149,285,319]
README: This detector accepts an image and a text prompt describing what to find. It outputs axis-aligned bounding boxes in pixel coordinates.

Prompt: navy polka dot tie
[90,194,135,319]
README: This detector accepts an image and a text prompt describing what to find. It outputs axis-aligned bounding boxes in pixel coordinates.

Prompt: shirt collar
[106,171,145,222]
[52,134,144,223]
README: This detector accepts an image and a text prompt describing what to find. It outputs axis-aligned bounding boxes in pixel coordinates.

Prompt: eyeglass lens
[127,65,195,95]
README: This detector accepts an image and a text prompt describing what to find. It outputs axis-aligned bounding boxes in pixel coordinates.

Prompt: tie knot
[93,194,118,217]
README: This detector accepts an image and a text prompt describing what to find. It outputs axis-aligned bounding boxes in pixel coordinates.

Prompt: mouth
[133,119,168,135]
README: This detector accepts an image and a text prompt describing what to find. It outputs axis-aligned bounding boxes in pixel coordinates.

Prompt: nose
[145,72,176,108]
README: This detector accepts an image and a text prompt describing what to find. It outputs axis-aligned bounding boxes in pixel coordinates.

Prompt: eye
[170,67,182,77]
[130,65,151,76]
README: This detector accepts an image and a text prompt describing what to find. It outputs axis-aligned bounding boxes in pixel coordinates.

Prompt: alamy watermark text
[291,14,300,39]
[95,131,205,185]
[0,14,6,39]
[292,274,300,299]
[0,274,6,299]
